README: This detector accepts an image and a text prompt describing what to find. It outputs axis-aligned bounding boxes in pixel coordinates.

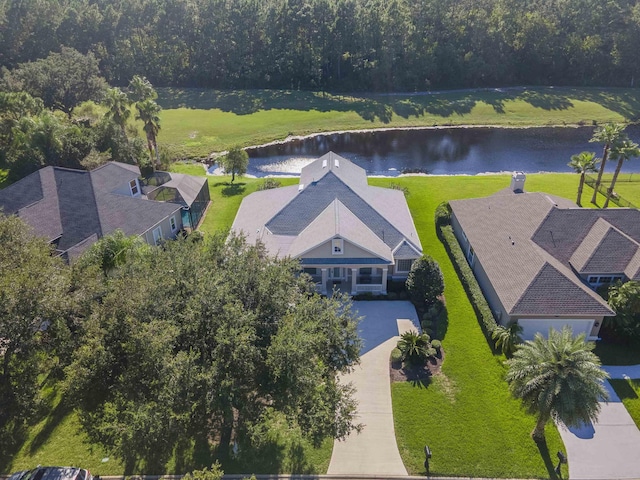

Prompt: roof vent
[298,184,304,192]
[335,158,340,168]
[322,159,327,168]
[510,171,526,193]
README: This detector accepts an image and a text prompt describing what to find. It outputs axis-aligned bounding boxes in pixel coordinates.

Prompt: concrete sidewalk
[558,364,640,479]
[327,301,419,476]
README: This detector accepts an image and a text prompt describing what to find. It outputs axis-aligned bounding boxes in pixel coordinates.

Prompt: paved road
[559,364,640,480]
[327,301,420,476]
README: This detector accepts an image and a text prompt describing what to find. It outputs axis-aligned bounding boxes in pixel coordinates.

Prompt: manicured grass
[371,175,568,478]
[1,169,626,476]
[610,379,640,429]
[157,87,640,158]
[2,384,124,474]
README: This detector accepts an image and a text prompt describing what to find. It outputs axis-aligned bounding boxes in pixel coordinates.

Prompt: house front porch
[304,266,389,296]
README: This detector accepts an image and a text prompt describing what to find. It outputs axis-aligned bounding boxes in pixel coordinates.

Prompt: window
[303,268,317,275]
[468,245,475,266]
[598,276,613,284]
[332,238,343,255]
[152,226,163,245]
[170,216,177,232]
[396,259,414,272]
[588,276,598,285]
[360,267,372,275]
[129,179,139,196]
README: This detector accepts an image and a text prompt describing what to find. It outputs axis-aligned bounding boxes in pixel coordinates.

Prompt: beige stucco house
[231,152,423,295]
[450,172,640,340]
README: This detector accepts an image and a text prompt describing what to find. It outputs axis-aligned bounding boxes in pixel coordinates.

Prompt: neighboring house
[450,172,640,340]
[231,152,423,295]
[0,162,210,260]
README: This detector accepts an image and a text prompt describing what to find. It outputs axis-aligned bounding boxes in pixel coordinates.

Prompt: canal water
[236,125,640,177]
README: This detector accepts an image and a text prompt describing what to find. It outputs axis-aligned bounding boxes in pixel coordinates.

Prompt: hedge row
[438,224,499,351]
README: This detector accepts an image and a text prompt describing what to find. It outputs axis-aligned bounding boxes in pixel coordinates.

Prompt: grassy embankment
[157,86,640,159]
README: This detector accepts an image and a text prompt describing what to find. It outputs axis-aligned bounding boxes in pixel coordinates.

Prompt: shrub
[426,346,437,358]
[397,331,431,365]
[406,255,445,308]
[438,224,498,346]
[257,178,281,190]
[434,201,452,227]
[431,339,442,351]
[183,463,224,480]
[389,183,409,196]
[391,347,403,363]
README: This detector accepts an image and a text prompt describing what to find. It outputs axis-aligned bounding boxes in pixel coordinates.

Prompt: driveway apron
[558,364,640,480]
[327,301,419,476]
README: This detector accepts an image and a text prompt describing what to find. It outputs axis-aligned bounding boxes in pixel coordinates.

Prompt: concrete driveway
[559,364,640,479]
[327,301,419,476]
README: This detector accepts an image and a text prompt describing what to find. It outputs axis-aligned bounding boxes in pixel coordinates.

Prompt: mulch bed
[390,349,445,383]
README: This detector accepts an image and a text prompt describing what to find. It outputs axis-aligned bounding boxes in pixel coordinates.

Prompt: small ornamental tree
[607,281,640,340]
[220,146,249,183]
[406,254,444,308]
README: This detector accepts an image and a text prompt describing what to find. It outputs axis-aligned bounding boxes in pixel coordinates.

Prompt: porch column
[321,268,328,295]
[381,268,388,294]
[351,268,358,295]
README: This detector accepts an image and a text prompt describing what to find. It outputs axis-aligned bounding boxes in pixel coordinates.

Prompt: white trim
[129,178,140,197]
[392,238,422,257]
[152,226,163,245]
[332,238,344,255]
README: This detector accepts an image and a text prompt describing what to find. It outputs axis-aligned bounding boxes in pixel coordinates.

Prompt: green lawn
[157,87,640,158]
[2,168,632,477]
[610,379,640,429]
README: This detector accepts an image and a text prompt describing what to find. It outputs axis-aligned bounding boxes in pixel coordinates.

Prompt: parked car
[7,467,92,480]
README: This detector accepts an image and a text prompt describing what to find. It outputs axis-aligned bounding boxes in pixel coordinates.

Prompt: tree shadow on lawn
[535,437,561,480]
[213,182,246,196]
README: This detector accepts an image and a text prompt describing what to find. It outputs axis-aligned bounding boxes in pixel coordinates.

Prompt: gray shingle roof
[533,208,640,264]
[450,191,615,317]
[512,263,614,316]
[266,171,405,249]
[232,153,422,262]
[0,162,183,259]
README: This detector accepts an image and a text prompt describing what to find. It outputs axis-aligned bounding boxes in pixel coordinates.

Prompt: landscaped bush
[257,178,282,190]
[434,201,452,227]
[438,224,499,348]
[406,255,444,309]
[431,339,442,352]
[391,347,403,364]
[396,331,439,366]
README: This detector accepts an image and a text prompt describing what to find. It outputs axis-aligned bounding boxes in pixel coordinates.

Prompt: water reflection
[235,126,640,177]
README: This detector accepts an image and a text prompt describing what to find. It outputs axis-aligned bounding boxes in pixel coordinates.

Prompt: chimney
[510,171,526,193]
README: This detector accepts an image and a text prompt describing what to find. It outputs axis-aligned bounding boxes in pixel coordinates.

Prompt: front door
[331,267,344,280]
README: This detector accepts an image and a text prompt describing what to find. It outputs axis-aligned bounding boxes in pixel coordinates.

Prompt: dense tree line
[1,0,640,92]
[0,218,361,469]
[0,63,166,180]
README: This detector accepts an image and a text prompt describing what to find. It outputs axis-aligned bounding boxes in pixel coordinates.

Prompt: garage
[518,318,596,341]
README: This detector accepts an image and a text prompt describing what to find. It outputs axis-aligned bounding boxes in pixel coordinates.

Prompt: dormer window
[129,179,139,196]
[332,238,343,255]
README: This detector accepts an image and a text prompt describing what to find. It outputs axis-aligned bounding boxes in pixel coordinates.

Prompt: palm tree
[603,139,640,208]
[589,123,626,204]
[492,321,523,357]
[397,330,431,365]
[135,99,162,166]
[568,151,599,206]
[103,87,131,135]
[128,75,157,103]
[506,327,609,442]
